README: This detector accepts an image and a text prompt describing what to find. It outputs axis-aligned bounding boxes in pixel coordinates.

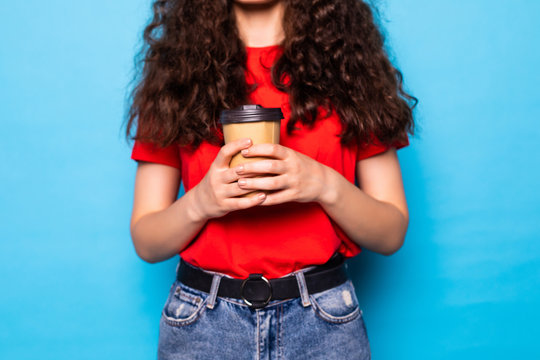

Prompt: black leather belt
[176,252,348,309]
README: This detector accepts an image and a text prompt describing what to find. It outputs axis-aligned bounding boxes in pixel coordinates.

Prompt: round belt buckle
[240,274,272,309]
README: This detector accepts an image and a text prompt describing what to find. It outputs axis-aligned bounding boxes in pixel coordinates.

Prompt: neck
[232,0,285,47]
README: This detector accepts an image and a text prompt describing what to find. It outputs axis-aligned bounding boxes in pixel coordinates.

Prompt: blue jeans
[158,260,371,359]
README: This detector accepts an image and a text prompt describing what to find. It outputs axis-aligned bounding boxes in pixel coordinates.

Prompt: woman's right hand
[190,137,266,221]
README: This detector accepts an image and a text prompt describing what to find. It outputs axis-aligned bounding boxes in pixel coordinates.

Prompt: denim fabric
[158,261,370,360]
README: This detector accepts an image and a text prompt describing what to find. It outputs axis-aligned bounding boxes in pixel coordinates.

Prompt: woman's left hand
[234,143,331,206]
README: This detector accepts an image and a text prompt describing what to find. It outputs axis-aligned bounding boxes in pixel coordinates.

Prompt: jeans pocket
[161,281,208,327]
[309,279,361,324]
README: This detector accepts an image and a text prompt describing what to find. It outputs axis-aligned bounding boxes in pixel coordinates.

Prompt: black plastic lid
[219,104,284,124]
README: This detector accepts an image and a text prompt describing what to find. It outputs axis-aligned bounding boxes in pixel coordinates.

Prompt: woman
[125,0,417,359]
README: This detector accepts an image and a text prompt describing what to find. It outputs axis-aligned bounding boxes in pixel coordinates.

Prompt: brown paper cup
[219,105,284,198]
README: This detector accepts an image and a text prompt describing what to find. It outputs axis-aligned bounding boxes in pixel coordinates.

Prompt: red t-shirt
[131,44,409,279]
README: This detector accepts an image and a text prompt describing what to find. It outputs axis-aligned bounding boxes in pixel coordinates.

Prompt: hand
[191,138,267,221]
[234,143,331,206]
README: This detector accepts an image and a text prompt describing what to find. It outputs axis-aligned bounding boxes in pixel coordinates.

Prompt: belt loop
[294,270,312,307]
[206,273,223,309]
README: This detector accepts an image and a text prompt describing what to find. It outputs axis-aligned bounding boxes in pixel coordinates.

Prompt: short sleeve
[130,140,182,170]
[356,133,410,161]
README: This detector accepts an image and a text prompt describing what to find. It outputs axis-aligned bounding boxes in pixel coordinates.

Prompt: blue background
[1,0,538,358]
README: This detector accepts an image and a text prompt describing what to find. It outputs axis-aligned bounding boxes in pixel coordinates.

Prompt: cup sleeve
[356,132,410,161]
[130,139,182,170]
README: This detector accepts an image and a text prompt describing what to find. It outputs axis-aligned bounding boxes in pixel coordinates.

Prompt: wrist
[317,165,340,207]
[185,184,208,224]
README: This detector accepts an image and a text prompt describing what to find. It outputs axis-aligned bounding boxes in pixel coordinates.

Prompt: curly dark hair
[123,0,417,152]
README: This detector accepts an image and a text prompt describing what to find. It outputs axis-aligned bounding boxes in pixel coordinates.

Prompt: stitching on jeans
[311,299,361,324]
[256,310,260,360]
[178,289,202,304]
[161,297,208,327]
[277,304,283,360]
[219,296,295,308]
[308,281,361,324]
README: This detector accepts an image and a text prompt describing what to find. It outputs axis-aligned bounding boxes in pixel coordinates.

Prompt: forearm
[319,166,408,255]
[130,186,207,263]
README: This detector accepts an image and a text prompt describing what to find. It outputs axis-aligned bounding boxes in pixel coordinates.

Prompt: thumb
[214,137,252,168]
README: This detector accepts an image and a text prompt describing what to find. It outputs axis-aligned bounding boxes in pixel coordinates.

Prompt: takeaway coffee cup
[219,104,284,198]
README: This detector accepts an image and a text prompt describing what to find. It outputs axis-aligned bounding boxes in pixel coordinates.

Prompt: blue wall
[1,0,538,358]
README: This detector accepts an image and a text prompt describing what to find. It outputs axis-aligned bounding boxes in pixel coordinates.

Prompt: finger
[235,159,286,176]
[222,182,258,198]
[258,189,296,206]
[221,165,262,185]
[224,192,266,210]
[222,167,242,184]
[215,137,253,168]
[240,143,287,160]
[238,174,288,191]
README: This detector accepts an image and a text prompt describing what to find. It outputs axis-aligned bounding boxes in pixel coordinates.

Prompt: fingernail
[258,193,266,199]
[241,149,249,156]
[236,165,244,173]
[244,138,251,145]
[238,179,246,186]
